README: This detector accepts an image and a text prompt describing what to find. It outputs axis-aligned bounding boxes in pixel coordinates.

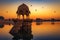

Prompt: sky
[0,0,60,19]
[0,0,60,40]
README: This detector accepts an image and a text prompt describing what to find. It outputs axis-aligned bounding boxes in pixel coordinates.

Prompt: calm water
[0,22,60,40]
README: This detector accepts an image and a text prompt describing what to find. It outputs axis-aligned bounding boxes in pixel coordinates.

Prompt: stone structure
[16,3,30,19]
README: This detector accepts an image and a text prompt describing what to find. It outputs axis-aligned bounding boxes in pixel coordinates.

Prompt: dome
[16,3,30,16]
[19,3,29,10]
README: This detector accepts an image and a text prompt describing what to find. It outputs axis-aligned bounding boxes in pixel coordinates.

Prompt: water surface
[0,22,60,40]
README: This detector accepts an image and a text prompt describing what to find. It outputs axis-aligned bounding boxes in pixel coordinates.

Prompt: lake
[0,22,60,40]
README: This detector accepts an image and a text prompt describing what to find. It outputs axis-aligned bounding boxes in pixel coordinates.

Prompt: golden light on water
[0,22,60,37]
[32,22,60,36]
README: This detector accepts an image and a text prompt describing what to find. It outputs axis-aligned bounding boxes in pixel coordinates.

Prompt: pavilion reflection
[9,19,33,40]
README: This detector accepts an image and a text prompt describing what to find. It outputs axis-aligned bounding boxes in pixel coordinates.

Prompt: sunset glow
[0,0,60,40]
[0,1,60,19]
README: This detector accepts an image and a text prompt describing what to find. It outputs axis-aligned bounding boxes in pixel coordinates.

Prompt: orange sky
[0,2,60,19]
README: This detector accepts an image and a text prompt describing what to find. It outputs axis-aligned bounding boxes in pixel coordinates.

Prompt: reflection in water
[9,19,33,40]
[0,22,60,40]
[36,22,42,25]
[51,22,55,25]
[32,22,60,40]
